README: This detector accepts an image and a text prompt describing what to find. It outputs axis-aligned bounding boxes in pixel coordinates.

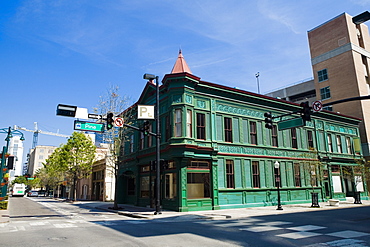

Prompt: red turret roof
[171,50,192,74]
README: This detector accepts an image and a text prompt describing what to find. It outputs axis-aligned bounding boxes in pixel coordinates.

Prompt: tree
[94,85,132,209]
[41,146,69,197]
[60,132,96,201]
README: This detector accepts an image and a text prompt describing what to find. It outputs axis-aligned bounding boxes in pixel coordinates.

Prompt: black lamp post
[0,127,25,199]
[274,161,283,210]
[143,73,161,215]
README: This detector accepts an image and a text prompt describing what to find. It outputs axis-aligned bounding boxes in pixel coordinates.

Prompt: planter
[311,192,320,208]
[328,199,340,206]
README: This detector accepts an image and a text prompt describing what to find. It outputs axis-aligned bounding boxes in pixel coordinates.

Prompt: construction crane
[14,122,69,149]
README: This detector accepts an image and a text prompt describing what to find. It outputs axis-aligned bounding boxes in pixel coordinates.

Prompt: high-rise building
[308,12,370,159]
[8,136,24,177]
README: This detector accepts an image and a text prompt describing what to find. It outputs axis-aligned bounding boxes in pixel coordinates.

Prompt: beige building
[28,145,57,175]
[76,145,116,201]
[308,12,370,159]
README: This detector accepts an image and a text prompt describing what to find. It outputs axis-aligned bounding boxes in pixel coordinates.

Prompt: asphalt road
[1,197,370,247]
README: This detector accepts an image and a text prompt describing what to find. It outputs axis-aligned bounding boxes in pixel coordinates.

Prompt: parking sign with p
[138,105,155,119]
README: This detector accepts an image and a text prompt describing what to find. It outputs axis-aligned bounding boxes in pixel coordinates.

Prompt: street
[0,197,369,247]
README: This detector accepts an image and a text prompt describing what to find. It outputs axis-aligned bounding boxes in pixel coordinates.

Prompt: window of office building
[346,137,353,154]
[336,135,342,153]
[252,161,260,188]
[327,134,333,152]
[318,69,328,82]
[175,109,182,137]
[196,113,206,140]
[186,110,192,138]
[226,160,235,189]
[272,125,278,147]
[224,117,233,142]
[294,163,301,187]
[291,128,297,149]
[250,121,257,145]
[320,86,331,100]
[307,130,314,149]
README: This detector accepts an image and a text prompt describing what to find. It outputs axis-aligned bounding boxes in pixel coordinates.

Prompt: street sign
[88,113,102,120]
[74,120,104,132]
[312,100,323,112]
[278,117,305,131]
[56,104,89,119]
[113,117,124,127]
[56,104,77,117]
[138,105,155,119]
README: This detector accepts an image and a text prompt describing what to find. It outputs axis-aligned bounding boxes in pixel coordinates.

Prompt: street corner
[0,211,10,223]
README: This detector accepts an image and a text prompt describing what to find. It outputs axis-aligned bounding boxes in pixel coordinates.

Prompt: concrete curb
[0,209,9,223]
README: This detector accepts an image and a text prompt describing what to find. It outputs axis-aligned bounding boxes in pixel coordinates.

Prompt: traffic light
[143,121,150,136]
[300,101,311,122]
[7,156,15,170]
[106,112,114,130]
[264,112,273,129]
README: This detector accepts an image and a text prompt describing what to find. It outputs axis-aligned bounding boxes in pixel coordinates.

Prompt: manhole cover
[48,237,67,241]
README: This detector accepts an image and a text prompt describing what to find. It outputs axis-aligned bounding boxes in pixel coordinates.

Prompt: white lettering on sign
[85,123,97,130]
[138,105,155,119]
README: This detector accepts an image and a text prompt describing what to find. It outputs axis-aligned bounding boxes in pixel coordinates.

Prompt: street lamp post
[143,73,161,215]
[255,72,260,94]
[0,127,25,199]
[274,161,283,210]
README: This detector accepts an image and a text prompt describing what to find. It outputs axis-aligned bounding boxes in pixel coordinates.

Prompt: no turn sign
[113,117,124,127]
[312,101,323,112]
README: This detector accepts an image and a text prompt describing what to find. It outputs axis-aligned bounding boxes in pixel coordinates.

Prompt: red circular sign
[114,117,124,127]
[312,101,323,112]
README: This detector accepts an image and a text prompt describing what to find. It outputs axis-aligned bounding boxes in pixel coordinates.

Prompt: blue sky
[1,0,370,163]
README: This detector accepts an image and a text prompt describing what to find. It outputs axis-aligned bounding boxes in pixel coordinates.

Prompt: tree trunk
[72,174,77,201]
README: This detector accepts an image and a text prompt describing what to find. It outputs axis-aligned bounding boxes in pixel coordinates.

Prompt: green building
[117,51,367,212]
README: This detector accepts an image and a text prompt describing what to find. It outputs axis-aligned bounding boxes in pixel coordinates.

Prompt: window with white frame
[175,109,182,137]
[327,134,333,152]
[336,135,342,153]
[186,110,192,138]
[346,137,352,154]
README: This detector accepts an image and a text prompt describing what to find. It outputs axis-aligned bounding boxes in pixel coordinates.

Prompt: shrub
[0,201,8,210]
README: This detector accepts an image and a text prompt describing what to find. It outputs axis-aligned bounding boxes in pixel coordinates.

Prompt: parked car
[27,191,38,197]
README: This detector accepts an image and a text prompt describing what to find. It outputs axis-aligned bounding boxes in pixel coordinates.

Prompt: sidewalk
[1,198,369,223]
[71,197,370,221]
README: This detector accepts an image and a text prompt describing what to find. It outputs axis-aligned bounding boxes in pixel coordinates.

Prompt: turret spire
[171,49,192,74]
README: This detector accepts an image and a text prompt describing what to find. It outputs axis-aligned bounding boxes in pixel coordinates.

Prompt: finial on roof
[171,50,192,74]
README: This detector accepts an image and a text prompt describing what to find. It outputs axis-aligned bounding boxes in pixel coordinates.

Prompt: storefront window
[140,176,149,198]
[187,173,210,198]
[165,173,177,199]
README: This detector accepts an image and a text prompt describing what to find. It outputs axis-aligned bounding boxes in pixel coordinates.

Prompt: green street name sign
[74,120,104,132]
[278,117,305,131]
